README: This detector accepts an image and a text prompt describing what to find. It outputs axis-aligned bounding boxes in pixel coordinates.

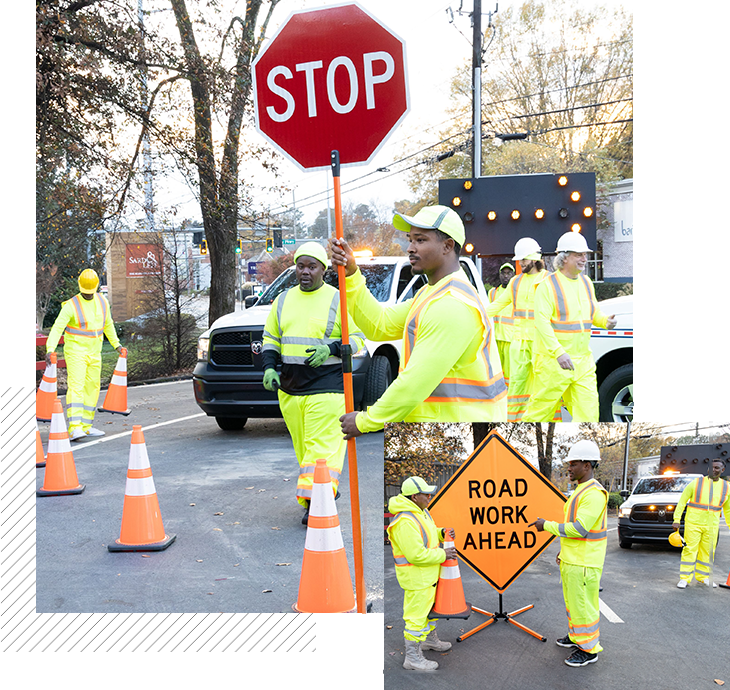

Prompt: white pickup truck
[193,256,633,428]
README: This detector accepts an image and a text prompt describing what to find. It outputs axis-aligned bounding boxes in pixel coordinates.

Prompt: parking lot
[35,380,384,613]
[384,517,730,689]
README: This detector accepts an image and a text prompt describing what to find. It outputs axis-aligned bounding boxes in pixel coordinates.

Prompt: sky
[145,0,635,228]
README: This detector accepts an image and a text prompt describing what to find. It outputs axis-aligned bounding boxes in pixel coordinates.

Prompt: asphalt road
[384,517,730,689]
[36,380,384,613]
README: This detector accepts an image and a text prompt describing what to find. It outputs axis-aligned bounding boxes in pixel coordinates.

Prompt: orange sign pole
[331,150,366,614]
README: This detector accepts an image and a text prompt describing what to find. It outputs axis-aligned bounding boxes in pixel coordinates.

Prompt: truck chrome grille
[210,329,261,366]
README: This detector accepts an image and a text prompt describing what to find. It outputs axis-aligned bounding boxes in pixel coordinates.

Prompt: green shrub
[607,492,624,509]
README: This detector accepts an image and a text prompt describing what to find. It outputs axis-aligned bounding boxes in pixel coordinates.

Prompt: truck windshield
[255,263,397,306]
[632,476,695,495]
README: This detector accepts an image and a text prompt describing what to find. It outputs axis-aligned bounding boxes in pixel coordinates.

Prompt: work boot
[403,640,438,671]
[85,428,105,437]
[302,500,310,526]
[676,580,688,589]
[421,628,452,652]
[69,427,86,441]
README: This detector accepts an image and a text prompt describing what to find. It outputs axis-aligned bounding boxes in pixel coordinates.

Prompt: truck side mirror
[244,295,258,309]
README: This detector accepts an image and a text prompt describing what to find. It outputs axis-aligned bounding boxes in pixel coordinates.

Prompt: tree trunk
[472,423,497,448]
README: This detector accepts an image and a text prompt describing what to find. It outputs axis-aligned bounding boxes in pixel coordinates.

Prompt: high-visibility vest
[66,294,108,339]
[545,272,595,337]
[263,284,364,366]
[402,273,507,405]
[387,495,445,590]
[488,285,514,340]
[674,477,730,527]
[555,478,608,568]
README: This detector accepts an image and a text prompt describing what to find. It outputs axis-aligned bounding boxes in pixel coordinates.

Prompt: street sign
[248,261,263,275]
[252,2,409,170]
[429,431,566,594]
[283,238,295,245]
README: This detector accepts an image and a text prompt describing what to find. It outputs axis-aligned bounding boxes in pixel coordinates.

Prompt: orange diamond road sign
[429,431,566,594]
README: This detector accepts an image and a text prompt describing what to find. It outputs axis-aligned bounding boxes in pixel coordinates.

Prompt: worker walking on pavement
[387,476,457,671]
[331,205,507,439]
[45,268,122,440]
[487,262,515,385]
[529,440,608,667]
[262,242,365,525]
[485,238,549,421]
[523,232,616,422]
[673,458,730,588]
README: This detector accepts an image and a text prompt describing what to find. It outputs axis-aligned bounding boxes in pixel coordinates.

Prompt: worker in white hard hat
[45,268,123,440]
[485,238,555,422]
[529,439,608,667]
[487,262,515,385]
[261,242,365,525]
[523,232,617,422]
[331,205,507,437]
[387,476,457,671]
[672,458,730,588]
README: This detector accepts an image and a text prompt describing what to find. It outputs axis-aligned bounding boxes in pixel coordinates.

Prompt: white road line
[72,413,206,451]
[599,598,624,623]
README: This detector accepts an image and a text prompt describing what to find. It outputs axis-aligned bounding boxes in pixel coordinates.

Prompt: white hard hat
[513,237,542,261]
[556,231,591,253]
[565,440,601,465]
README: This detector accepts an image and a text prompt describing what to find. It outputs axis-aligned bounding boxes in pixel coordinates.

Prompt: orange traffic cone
[98,348,131,415]
[108,425,175,552]
[720,571,730,590]
[37,399,85,496]
[294,459,356,613]
[36,353,58,422]
[36,423,46,468]
[430,528,471,619]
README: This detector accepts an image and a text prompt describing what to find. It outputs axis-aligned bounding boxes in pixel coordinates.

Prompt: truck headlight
[197,337,210,361]
[618,506,632,518]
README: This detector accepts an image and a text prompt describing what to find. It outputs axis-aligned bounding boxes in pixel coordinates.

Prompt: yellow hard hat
[668,531,684,548]
[78,268,100,294]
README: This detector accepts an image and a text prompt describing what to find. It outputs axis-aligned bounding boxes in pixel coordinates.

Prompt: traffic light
[200,239,208,254]
[273,227,282,248]
[265,237,274,253]
[437,173,597,256]
[235,238,243,254]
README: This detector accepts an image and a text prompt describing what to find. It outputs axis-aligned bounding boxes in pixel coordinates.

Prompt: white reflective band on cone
[110,374,126,386]
[116,358,127,373]
[304,526,345,552]
[309,484,337,517]
[439,565,461,580]
[128,445,151,471]
[48,438,72,454]
[50,413,67,433]
[124,476,156,496]
[39,379,56,392]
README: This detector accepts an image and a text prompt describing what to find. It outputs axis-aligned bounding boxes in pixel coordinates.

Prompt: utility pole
[138,0,155,232]
[472,0,482,179]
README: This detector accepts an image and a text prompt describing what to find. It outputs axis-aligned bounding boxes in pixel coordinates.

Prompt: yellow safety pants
[496,339,511,385]
[561,562,603,654]
[524,352,598,422]
[278,390,346,507]
[402,584,438,641]
[679,521,718,583]
[64,346,102,434]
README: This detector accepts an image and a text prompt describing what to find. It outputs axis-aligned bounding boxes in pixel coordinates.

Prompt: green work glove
[263,368,280,391]
[305,344,330,368]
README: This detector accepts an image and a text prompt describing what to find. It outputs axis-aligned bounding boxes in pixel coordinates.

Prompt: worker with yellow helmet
[523,232,617,422]
[672,458,730,588]
[45,269,122,440]
[331,205,507,437]
[261,242,365,525]
[529,440,608,667]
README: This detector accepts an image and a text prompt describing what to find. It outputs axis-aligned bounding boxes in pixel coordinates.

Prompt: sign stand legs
[457,594,546,643]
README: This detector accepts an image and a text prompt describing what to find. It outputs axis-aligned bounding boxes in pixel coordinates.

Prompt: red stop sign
[252,3,409,171]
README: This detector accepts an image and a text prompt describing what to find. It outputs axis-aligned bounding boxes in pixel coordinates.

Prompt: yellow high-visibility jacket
[262,283,364,395]
[345,267,507,432]
[485,270,547,342]
[46,293,120,355]
[673,476,730,529]
[387,493,447,590]
[532,271,609,360]
[487,285,514,342]
[543,478,608,568]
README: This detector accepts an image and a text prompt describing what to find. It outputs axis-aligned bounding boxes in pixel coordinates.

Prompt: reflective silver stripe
[571,620,600,634]
[262,343,280,352]
[405,624,431,637]
[687,502,722,511]
[390,512,429,549]
[262,329,280,343]
[584,531,607,540]
[580,275,595,320]
[282,354,342,365]
[393,557,410,566]
[281,336,339,346]
[550,321,593,332]
[324,292,339,338]
[430,379,506,401]
[65,327,104,337]
[299,466,316,475]
[71,296,87,329]
[549,274,567,322]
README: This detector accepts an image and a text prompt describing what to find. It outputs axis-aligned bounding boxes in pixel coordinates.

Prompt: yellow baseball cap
[401,476,438,496]
[393,205,465,246]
